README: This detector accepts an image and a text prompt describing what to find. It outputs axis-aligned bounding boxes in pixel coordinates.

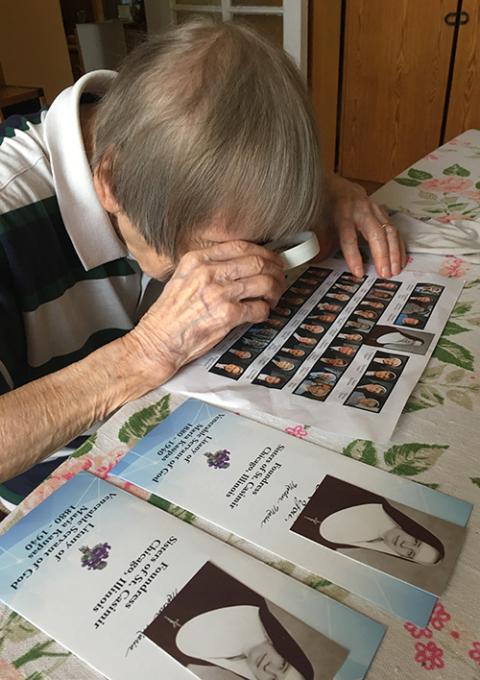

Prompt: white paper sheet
[165,259,463,440]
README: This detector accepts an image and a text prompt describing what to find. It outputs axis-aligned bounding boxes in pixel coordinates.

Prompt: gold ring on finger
[379,222,393,231]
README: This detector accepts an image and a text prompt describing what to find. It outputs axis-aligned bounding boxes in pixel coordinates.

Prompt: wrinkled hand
[130,240,285,378]
[329,176,407,278]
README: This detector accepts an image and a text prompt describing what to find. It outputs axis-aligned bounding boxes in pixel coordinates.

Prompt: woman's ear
[93,160,122,215]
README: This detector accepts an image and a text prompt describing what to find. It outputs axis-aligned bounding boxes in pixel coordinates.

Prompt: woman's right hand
[129,240,286,384]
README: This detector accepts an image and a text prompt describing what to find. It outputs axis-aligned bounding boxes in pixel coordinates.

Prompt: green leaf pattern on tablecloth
[394,177,422,187]
[383,443,449,476]
[341,440,447,480]
[403,297,480,412]
[118,394,170,444]
[408,168,433,181]
[442,321,469,336]
[471,478,480,488]
[149,493,195,524]
[433,338,474,370]
[342,439,378,466]
[70,433,97,458]
[452,302,473,318]
[0,611,70,677]
[405,363,480,413]
[443,163,471,177]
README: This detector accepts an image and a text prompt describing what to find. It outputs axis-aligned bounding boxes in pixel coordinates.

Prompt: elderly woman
[0,19,405,502]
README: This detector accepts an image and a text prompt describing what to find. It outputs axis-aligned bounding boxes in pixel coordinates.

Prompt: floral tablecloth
[1,132,479,679]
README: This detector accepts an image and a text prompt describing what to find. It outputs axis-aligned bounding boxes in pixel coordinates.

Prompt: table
[1,133,479,679]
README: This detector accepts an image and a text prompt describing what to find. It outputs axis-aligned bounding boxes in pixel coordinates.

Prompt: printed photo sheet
[165,259,463,440]
[112,400,473,627]
[0,473,385,680]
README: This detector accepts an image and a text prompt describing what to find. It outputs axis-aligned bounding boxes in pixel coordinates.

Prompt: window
[145,0,308,75]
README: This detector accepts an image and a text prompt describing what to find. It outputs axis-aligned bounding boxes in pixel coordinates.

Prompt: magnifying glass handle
[264,231,320,270]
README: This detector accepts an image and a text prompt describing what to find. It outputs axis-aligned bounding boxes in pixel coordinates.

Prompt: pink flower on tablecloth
[422,153,440,161]
[420,177,473,193]
[437,212,471,224]
[430,601,451,631]
[51,456,92,482]
[0,660,24,680]
[112,479,151,501]
[468,641,480,665]
[439,256,469,278]
[414,641,445,670]
[404,622,433,639]
[22,476,68,512]
[88,449,126,479]
[284,425,308,439]
[463,190,480,201]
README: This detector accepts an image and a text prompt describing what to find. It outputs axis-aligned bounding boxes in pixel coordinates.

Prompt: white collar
[44,70,127,270]
[176,605,266,679]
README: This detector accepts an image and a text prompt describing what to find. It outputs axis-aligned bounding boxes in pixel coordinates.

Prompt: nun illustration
[365,326,432,356]
[175,605,310,679]
[291,476,445,568]
[145,562,347,679]
[376,330,424,351]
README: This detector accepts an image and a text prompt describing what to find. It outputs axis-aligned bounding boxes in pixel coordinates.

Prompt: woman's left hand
[328,175,407,279]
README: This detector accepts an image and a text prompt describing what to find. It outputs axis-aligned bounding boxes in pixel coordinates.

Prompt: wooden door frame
[308,0,342,173]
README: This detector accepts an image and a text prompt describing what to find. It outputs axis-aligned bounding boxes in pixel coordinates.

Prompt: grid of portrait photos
[395,282,445,330]
[293,278,402,402]
[209,266,334,383]
[344,350,408,413]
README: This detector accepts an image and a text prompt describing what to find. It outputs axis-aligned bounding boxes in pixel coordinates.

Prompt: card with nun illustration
[145,561,348,680]
[112,399,473,626]
[290,476,466,597]
[0,473,385,680]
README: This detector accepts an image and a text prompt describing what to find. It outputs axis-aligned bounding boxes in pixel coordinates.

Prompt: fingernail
[354,267,363,278]
[382,267,391,278]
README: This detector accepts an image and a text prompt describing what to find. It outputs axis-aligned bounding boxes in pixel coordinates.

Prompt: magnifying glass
[264,230,320,270]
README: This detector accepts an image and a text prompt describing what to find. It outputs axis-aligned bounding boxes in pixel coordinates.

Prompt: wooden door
[339,0,457,184]
[445,0,480,140]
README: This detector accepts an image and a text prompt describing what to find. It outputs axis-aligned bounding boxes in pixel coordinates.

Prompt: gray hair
[93,19,324,259]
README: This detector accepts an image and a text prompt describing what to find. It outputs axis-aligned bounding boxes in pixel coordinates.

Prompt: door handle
[444,11,469,25]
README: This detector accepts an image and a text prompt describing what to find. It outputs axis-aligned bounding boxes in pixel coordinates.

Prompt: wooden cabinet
[310,0,480,186]
[0,0,72,105]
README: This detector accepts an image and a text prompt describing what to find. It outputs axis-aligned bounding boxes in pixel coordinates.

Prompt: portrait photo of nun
[364,325,434,356]
[290,476,467,595]
[144,561,348,680]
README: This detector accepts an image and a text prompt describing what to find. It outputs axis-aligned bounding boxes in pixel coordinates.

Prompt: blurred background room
[1,0,479,192]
